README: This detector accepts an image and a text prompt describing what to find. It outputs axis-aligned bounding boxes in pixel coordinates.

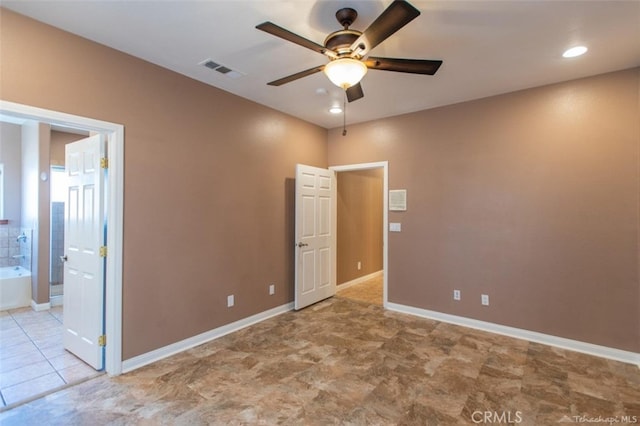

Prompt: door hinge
[98,335,106,347]
[100,157,108,169]
[99,246,107,257]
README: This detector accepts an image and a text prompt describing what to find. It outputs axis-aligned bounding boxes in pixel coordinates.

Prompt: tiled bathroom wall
[19,228,32,270]
[0,224,32,269]
[50,202,64,285]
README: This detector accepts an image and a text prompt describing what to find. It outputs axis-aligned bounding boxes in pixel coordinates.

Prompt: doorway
[330,162,389,307]
[0,100,124,376]
[0,124,112,408]
[50,165,66,304]
[49,129,89,307]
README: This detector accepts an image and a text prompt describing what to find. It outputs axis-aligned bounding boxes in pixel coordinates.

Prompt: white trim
[104,127,124,375]
[1,100,124,376]
[30,300,51,311]
[50,295,63,307]
[122,302,294,373]
[387,302,640,366]
[329,161,389,308]
[337,270,383,292]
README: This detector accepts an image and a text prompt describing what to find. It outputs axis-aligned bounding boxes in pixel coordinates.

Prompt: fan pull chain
[342,92,347,136]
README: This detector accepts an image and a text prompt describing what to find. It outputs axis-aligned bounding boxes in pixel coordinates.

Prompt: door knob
[60,255,68,263]
[297,242,308,248]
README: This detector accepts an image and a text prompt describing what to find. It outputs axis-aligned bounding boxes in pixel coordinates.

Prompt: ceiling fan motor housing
[324,30,361,57]
[325,7,363,57]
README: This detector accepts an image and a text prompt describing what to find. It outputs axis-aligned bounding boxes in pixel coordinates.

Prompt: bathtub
[0,266,32,311]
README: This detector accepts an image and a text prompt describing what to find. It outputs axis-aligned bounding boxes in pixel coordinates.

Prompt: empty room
[0,0,639,424]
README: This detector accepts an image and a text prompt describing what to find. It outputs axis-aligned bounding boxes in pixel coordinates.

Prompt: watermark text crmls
[471,410,523,424]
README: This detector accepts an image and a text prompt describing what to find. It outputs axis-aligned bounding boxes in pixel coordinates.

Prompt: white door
[295,164,336,310]
[63,134,105,370]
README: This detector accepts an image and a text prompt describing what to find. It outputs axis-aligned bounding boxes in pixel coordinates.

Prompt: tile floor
[0,306,101,409]
[337,274,383,306]
[1,281,639,425]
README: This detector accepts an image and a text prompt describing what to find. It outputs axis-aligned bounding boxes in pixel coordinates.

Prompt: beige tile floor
[337,274,384,306]
[0,276,384,412]
[2,282,639,425]
[2,296,639,425]
[0,306,101,409]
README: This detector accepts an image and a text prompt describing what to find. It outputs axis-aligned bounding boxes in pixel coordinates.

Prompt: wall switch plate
[227,295,235,307]
[357,261,362,270]
[390,222,402,232]
[453,290,461,301]
[269,284,275,295]
[481,294,489,306]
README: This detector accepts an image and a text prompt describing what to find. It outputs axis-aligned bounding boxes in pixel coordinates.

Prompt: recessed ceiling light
[329,106,343,114]
[562,46,588,58]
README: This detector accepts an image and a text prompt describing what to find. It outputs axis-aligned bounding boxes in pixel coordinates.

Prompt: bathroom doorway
[0,124,101,409]
[48,129,91,306]
[49,165,66,304]
[0,100,125,378]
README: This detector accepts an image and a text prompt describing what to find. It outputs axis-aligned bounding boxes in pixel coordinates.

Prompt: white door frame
[1,100,124,375]
[329,161,389,307]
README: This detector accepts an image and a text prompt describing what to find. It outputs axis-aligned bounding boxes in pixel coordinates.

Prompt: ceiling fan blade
[267,65,325,86]
[256,22,337,59]
[365,57,443,75]
[346,83,364,102]
[349,0,420,57]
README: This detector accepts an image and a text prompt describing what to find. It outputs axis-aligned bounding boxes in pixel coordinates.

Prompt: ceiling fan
[256,0,443,103]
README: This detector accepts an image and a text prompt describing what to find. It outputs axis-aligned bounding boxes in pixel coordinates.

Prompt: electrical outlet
[481,294,489,306]
[269,284,275,295]
[453,290,461,301]
[357,261,362,271]
[227,295,234,307]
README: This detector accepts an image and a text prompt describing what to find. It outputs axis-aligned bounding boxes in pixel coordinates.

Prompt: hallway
[337,274,383,307]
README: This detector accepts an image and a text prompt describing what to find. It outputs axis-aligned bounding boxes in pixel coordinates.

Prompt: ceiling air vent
[199,59,244,79]
[202,60,219,70]
[215,66,232,74]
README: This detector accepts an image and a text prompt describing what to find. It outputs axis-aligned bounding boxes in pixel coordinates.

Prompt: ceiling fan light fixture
[323,58,367,89]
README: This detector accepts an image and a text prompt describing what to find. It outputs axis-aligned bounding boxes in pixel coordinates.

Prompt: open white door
[295,164,336,310]
[63,134,105,370]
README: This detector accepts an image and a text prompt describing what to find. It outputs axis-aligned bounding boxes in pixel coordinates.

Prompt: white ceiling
[3,1,639,129]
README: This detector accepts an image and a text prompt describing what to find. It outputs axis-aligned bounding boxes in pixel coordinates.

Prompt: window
[51,166,66,203]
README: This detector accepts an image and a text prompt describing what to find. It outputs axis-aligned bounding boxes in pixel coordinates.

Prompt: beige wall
[0,122,22,223]
[329,68,640,353]
[337,169,383,284]
[1,9,327,359]
[21,121,51,304]
[50,130,87,167]
[2,7,638,358]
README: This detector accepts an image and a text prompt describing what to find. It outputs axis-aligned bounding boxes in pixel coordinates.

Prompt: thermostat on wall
[389,190,407,211]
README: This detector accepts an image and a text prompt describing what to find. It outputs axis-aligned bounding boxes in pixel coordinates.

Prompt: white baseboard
[387,302,640,366]
[122,302,294,373]
[31,300,51,311]
[337,270,383,292]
